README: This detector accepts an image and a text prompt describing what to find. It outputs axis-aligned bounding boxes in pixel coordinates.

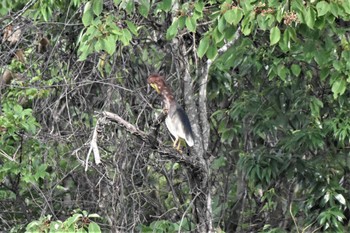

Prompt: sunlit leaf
[206,44,217,60]
[331,79,346,99]
[316,1,330,16]
[291,64,301,77]
[185,16,196,32]
[270,26,281,45]
[159,0,172,11]
[88,222,101,233]
[218,16,226,33]
[224,9,235,24]
[139,0,150,17]
[120,29,132,46]
[103,35,116,54]
[304,7,316,29]
[92,0,103,16]
[166,19,178,40]
[197,36,210,58]
[334,193,346,205]
[82,2,93,26]
[125,20,138,36]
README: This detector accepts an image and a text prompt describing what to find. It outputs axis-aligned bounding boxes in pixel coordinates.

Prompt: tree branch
[201,26,241,160]
[85,111,205,171]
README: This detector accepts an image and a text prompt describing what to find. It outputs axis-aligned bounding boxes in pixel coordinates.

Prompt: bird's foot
[173,138,183,153]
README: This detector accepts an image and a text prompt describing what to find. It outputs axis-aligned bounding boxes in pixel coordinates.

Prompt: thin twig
[0,149,18,163]
[290,203,300,233]
[1,0,38,30]
[178,192,200,233]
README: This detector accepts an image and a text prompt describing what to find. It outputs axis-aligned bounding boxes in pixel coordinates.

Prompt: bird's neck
[160,85,175,112]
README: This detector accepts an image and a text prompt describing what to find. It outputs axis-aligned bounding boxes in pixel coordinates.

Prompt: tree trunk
[173,41,213,232]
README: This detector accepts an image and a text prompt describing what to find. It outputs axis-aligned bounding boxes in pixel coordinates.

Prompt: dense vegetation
[1,0,350,232]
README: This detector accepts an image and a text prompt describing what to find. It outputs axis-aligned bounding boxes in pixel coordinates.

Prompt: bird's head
[147,74,166,94]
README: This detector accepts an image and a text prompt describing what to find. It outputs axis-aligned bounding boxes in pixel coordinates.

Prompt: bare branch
[200,26,241,157]
[0,0,38,30]
[83,111,206,170]
[85,119,102,171]
[102,111,149,140]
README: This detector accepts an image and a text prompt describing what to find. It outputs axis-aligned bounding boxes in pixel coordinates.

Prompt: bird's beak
[150,83,160,94]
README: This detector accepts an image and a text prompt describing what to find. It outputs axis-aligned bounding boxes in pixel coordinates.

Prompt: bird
[147,74,194,151]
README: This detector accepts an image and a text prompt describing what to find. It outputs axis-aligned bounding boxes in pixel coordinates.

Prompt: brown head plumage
[147,74,174,102]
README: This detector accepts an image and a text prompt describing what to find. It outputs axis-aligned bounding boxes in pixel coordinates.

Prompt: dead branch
[85,119,102,171]
[85,111,205,171]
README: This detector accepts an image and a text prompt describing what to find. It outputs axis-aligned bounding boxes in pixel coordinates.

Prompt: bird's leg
[172,137,183,153]
[176,140,182,151]
[173,137,179,148]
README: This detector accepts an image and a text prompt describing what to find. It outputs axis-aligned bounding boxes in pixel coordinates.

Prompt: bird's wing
[168,103,194,147]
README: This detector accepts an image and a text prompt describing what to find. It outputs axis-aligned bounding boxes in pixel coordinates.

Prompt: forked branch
[85,111,204,171]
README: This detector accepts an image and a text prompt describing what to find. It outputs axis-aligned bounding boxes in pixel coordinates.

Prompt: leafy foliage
[26,211,101,233]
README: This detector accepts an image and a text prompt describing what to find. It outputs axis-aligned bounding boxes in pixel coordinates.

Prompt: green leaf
[224,8,243,26]
[185,16,196,32]
[103,35,116,55]
[113,0,121,6]
[291,64,301,77]
[26,221,40,230]
[330,2,340,17]
[76,228,86,233]
[213,28,224,44]
[314,49,329,66]
[139,0,150,17]
[125,20,138,36]
[343,3,350,14]
[334,193,346,205]
[194,1,204,12]
[257,15,268,30]
[331,79,346,99]
[276,5,284,22]
[221,128,235,143]
[211,156,227,170]
[13,104,23,114]
[78,43,93,61]
[88,213,101,218]
[223,9,235,24]
[316,1,330,16]
[304,7,316,29]
[82,2,93,26]
[178,16,186,29]
[218,16,226,33]
[234,8,244,26]
[206,45,217,60]
[279,30,289,52]
[310,97,323,118]
[41,7,48,21]
[270,26,281,45]
[125,0,134,14]
[166,19,178,40]
[159,0,172,11]
[241,15,253,36]
[197,36,210,58]
[277,64,288,81]
[94,39,103,51]
[224,26,236,40]
[233,8,243,26]
[92,0,103,16]
[88,222,101,233]
[120,29,132,46]
[320,67,329,81]
[34,164,48,181]
[65,214,82,227]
